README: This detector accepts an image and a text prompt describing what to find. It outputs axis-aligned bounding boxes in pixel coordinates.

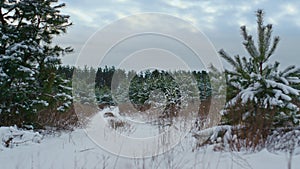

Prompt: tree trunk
[288,151,293,169]
[260,62,263,75]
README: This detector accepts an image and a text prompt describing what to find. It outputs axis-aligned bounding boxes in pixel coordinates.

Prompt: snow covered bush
[0,0,73,127]
[219,10,300,129]
[0,126,42,150]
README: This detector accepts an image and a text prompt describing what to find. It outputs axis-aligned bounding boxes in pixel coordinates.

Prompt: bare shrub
[98,103,111,110]
[107,118,128,130]
[37,102,98,130]
[217,99,277,151]
[103,112,115,118]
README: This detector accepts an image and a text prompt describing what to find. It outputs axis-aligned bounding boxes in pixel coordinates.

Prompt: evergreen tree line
[62,65,212,108]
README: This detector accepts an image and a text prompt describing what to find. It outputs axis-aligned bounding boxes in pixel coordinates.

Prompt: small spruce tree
[219,10,300,130]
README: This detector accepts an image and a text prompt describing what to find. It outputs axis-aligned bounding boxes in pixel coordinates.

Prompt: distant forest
[59,65,212,106]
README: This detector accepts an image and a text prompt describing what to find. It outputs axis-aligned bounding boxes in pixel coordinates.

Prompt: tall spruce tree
[219,10,300,128]
[0,0,72,127]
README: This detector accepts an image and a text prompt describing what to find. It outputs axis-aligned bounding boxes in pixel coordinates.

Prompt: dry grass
[209,99,280,151]
[107,118,130,130]
[37,102,98,130]
[118,101,199,119]
[198,97,223,129]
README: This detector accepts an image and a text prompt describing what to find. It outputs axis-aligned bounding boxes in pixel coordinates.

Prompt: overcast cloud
[57,0,300,70]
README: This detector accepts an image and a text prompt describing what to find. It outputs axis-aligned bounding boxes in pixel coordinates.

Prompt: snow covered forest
[1,0,300,169]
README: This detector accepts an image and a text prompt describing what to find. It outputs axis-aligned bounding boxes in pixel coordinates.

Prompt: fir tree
[0,0,73,127]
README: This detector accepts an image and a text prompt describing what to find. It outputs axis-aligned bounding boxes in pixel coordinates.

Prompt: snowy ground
[0,108,300,169]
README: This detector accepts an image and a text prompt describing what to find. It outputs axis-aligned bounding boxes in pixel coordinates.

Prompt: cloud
[284,4,298,15]
[58,0,300,68]
[265,3,300,28]
[63,8,98,27]
[116,0,129,2]
[61,0,300,31]
[164,0,195,9]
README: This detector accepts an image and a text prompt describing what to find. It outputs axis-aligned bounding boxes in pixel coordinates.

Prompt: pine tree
[219,10,300,129]
[0,0,73,127]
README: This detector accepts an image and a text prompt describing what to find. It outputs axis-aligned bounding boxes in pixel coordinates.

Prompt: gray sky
[56,0,300,70]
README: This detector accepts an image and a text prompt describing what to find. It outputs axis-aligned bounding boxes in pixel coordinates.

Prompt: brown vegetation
[37,102,98,130]
[103,112,115,118]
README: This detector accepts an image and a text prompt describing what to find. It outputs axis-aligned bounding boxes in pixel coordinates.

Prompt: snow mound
[0,126,43,150]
